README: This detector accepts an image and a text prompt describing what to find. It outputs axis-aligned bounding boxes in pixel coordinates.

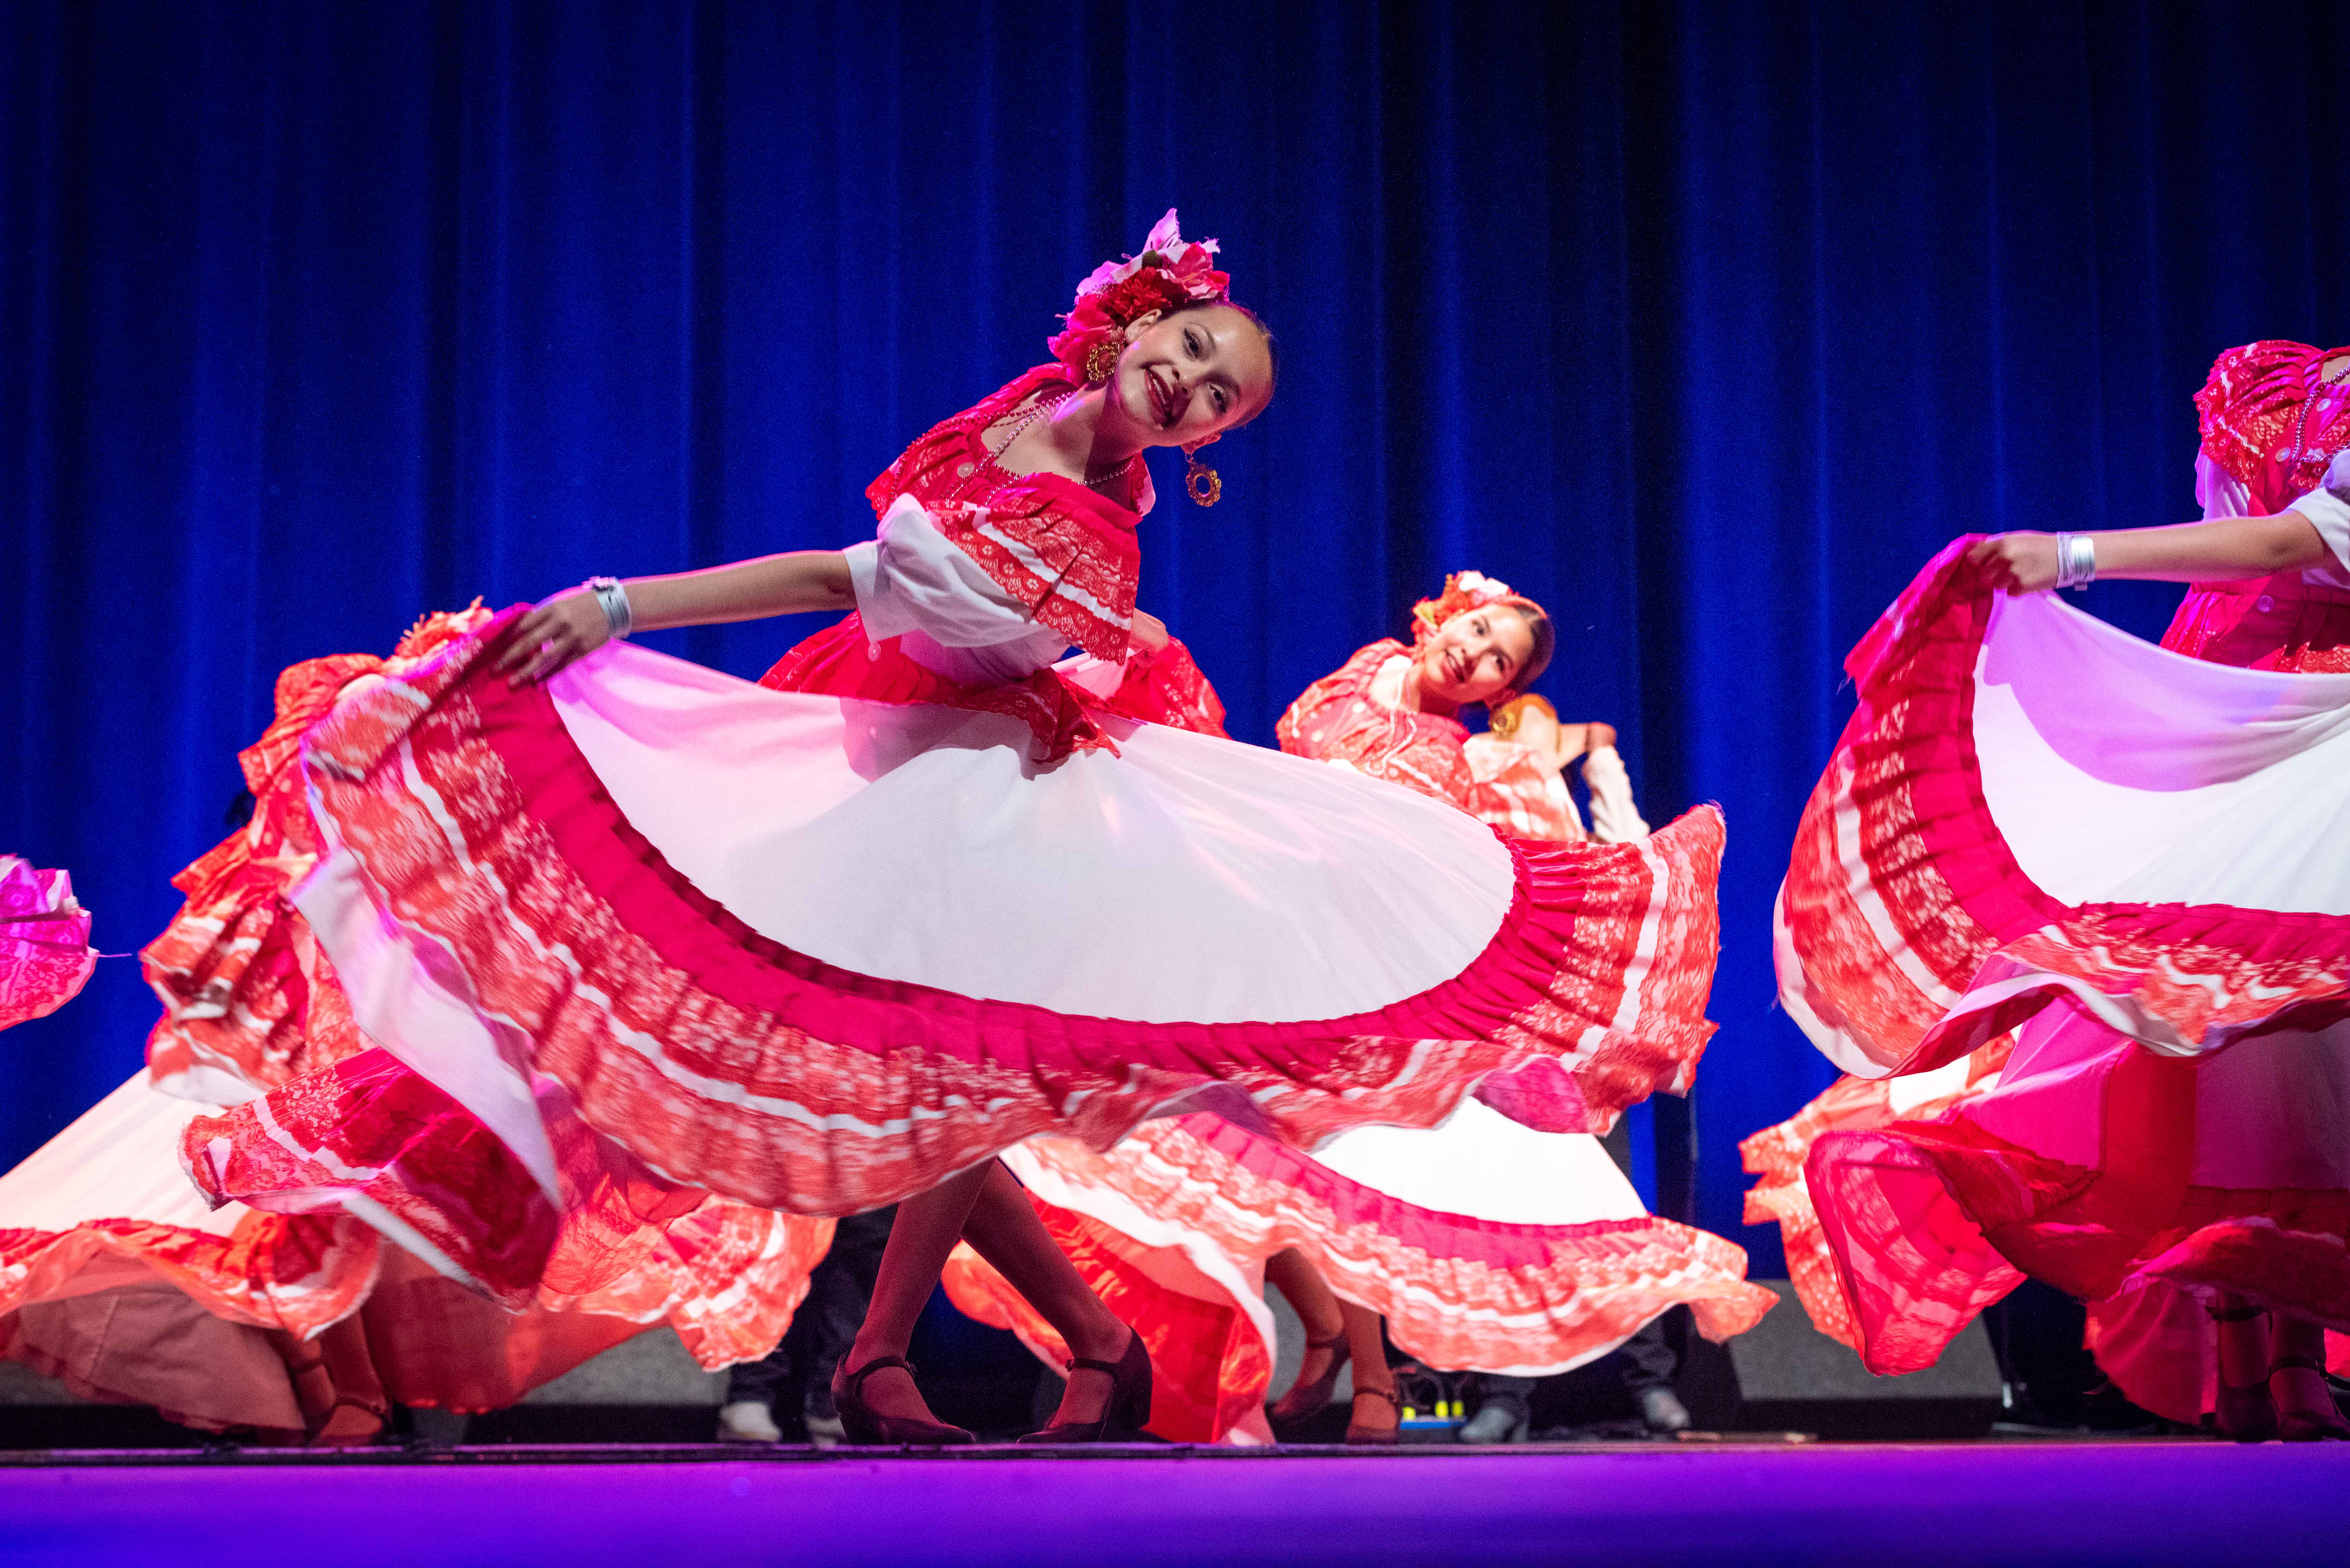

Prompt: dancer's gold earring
[1083,337,1123,384]
[1184,442,1222,507]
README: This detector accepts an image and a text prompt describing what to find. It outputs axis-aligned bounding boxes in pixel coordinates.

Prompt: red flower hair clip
[1049,209,1232,383]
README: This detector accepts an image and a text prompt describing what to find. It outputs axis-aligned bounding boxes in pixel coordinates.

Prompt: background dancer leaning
[944,572,1766,1444]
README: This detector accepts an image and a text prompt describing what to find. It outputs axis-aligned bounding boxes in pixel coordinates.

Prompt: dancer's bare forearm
[496,551,855,683]
[623,551,856,629]
[1968,511,2330,593]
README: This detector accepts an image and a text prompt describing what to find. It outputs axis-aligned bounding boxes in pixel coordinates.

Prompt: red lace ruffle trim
[1006,1115,1776,1384]
[0,1210,377,1340]
[185,1045,834,1338]
[1804,1083,2350,1376]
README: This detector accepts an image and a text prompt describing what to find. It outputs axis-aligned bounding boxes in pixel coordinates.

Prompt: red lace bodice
[2194,340,2350,514]
[1276,642,1480,804]
[2163,341,2350,673]
[866,364,1150,662]
[1276,642,1576,838]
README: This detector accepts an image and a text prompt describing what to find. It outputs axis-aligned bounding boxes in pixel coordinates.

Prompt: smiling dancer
[945,572,1767,1444]
[0,611,832,1445]
[178,212,1727,1447]
[1778,339,2350,1441]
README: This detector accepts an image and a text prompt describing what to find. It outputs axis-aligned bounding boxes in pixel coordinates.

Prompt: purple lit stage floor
[2,1441,2338,1567]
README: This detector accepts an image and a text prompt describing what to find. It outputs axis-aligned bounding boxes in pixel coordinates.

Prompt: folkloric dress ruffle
[0,858,95,1033]
[942,637,1764,1442]
[1,612,830,1437]
[1771,378,2350,1423]
[178,368,1728,1405]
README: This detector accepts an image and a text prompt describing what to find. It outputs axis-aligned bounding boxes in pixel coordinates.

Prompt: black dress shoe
[832,1357,975,1446]
[1018,1330,1153,1444]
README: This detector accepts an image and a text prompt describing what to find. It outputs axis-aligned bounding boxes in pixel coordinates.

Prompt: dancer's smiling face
[1416,606,1537,706]
[1103,304,1276,448]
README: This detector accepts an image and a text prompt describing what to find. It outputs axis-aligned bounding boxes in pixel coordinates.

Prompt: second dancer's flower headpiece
[1049,208,1232,385]
[1411,571,1520,644]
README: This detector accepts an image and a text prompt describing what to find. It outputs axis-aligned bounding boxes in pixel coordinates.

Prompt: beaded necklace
[2283,354,2350,472]
[979,389,1136,503]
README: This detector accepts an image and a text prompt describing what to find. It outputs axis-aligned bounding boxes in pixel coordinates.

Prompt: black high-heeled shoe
[2208,1304,2278,1442]
[1344,1386,1401,1446]
[1267,1332,1350,1435]
[831,1357,975,1446]
[1017,1330,1153,1444]
[2269,1357,2350,1442]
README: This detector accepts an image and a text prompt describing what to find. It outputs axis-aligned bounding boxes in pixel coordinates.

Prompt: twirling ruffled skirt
[943,1101,1776,1442]
[1775,543,2350,1415]
[2,624,832,1434]
[183,614,1726,1320]
[0,1069,831,1432]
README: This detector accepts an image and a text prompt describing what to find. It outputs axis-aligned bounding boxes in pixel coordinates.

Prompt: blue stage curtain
[5,0,2345,1270]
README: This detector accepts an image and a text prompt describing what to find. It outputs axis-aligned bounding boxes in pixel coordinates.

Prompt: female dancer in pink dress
[1776,338,2350,1440]
[178,214,1727,1446]
[941,573,1764,1444]
[0,610,832,1444]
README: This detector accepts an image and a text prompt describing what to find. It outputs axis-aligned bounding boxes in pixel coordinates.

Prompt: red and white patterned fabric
[1737,1042,2010,1353]
[2,611,832,1436]
[1773,520,2350,1416]
[942,635,1760,1440]
[867,362,1146,665]
[0,858,95,1033]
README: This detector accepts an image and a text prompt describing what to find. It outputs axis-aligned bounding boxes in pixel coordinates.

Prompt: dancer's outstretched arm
[1968,509,2331,594]
[496,551,855,683]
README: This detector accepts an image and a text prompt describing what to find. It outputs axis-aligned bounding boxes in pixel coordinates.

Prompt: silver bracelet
[586,576,634,639]
[2053,533,2096,591]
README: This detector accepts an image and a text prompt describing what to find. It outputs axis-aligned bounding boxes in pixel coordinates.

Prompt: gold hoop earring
[1083,338,1123,384]
[1184,450,1222,507]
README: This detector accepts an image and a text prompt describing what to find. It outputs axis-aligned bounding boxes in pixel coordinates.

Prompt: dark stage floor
[0,1439,2338,1567]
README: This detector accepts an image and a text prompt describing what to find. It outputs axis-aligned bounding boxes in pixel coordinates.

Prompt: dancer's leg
[2270,1311,2350,1439]
[837,1162,991,1424]
[2210,1291,2277,1440]
[271,1316,388,1447]
[1265,1248,1348,1422]
[1340,1300,1398,1438]
[958,1162,1134,1424]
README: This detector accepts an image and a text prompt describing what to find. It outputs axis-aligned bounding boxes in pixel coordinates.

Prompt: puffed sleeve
[845,494,1063,651]
[2290,449,2350,591]
[2194,451,2253,522]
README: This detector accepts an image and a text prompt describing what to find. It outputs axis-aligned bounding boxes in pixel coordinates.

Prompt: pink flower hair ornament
[1411,571,1520,644]
[1049,208,1232,383]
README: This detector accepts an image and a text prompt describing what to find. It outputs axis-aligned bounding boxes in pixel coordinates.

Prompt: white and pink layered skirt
[1776,542,2350,1419]
[183,610,1726,1314]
